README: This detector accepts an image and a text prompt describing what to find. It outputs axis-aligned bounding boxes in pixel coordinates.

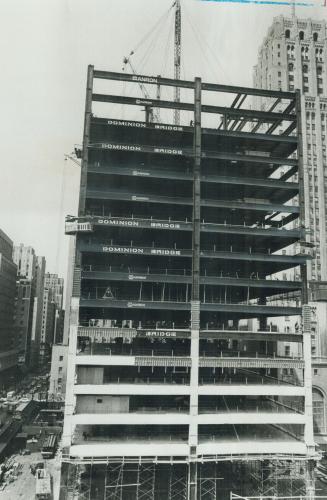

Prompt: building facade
[44,273,64,310]
[32,256,46,369]
[14,278,34,367]
[39,287,56,367]
[0,229,18,388]
[13,246,46,369]
[254,14,327,447]
[59,67,317,499]
[49,344,68,401]
[13,244,36,281]
[49,242,74,400]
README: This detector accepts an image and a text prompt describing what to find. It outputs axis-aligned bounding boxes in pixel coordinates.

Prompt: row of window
[288,61,324,76]
[286,30,320,42]
[288,84,324,94]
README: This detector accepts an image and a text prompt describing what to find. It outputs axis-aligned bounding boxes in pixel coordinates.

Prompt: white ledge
[198,385,305,396]
[69,442,189,457]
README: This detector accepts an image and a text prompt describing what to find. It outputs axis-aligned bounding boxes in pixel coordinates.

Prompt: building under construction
[60,67,318,499]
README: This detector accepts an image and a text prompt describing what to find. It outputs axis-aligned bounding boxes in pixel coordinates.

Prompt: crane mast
[174,0,181,125]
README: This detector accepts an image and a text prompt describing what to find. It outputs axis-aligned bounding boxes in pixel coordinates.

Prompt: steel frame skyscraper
[60,67,317,499]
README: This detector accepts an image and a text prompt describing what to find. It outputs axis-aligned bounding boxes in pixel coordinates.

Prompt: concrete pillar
[189,301,200,500]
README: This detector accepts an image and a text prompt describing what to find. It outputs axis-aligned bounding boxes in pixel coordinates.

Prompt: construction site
[58,2,322,499]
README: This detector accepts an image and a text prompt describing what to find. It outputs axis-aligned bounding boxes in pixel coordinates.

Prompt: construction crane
[173,0,182,125]
[122,1,182,125]
[123,55,159,123]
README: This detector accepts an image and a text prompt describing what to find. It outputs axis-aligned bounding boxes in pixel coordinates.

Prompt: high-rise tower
[60,67,317,499]
[254,15,327,443]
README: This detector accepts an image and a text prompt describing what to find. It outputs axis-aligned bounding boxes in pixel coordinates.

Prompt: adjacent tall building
[59,67,317,499]
[254,14,327,445]
[14,277,34,367]
[32,256,46,368]
[13,245,63,371]
[41,273,65,367]
[0,229,18,388]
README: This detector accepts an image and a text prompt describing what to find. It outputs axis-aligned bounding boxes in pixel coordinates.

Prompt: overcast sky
[0,0,325,282]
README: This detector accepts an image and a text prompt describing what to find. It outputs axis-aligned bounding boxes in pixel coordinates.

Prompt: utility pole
[174,0,181,125]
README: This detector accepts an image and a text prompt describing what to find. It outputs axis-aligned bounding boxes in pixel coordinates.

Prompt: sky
[0,0,326,283]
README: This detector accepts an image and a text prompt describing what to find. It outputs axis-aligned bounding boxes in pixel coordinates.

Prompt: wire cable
[131,3,175,55]
[55,158,68,275]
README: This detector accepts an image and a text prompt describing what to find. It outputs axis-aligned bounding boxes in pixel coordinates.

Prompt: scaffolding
[105,463,124,500]
[168,466,188,500]
[59,458,321,500]
[230,495,327,500]
[247,460,306,498]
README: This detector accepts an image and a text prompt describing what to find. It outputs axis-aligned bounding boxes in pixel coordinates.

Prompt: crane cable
[183,1,232,85]
[55,156,69,276]
[131,3,175,56]
[123,2,174,73]
[122,2,176,122]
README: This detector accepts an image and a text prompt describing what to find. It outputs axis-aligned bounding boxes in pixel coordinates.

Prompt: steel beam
[79,298,301,316]
[87,164,299,192]
[70,215,302,239]
[88,140,297,167]
[78,65,94,216]
[78,242,309,266]
[92,116,297,148]
[92,69,296,99]
[85,188,299,214]
[92,94,296,123]
[81,270,301,291]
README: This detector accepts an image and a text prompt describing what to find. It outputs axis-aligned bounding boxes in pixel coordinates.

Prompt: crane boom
[174,0,181,125]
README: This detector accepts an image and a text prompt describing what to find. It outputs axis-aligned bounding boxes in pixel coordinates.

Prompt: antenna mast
[174,0,181,125]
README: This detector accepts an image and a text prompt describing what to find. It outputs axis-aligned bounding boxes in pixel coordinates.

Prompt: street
[0,450,61,500]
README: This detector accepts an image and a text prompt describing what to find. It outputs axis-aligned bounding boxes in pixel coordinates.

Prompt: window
[299,31,304,40]
[313,32,318,42]
[303,64,308,73]
[313,389,326,433]
[285,345,291,357]
[59,355,63,361]
[96,398,103,404]
[285,29,290,38]
[288,62,294,71]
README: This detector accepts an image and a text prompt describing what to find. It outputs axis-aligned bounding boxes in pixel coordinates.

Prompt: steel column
[295,90,308,305]
[189,76,202,500]
[79,64,94,216]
